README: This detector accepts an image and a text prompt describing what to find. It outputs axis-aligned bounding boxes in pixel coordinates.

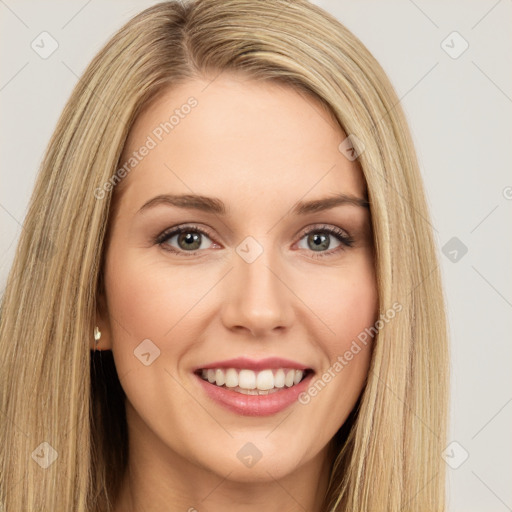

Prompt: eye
[156,224,216,254]
[155,223,354,258]
[296,224,354,258]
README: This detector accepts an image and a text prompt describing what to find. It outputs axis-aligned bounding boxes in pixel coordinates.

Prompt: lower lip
[195,372,314,416]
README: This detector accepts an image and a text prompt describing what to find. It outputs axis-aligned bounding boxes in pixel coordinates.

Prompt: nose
[220,245,295,338]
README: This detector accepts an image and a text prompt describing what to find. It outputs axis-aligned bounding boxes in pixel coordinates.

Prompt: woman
[0,0,449,510]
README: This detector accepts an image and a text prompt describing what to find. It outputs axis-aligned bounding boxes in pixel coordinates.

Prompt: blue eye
[155,223,354,259]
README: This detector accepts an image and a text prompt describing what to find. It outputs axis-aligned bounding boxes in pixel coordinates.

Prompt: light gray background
[1,1,511,510]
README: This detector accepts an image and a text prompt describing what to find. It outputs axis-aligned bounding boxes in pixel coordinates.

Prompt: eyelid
[295,223,351,243]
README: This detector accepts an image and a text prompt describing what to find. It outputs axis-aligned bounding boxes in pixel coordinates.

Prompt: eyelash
[155,223,354,259]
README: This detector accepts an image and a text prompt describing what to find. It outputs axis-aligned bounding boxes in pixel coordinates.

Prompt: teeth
[198,367,307,392]
[239,369,256,389]
[232,386,278,395]
[274,369,285,388]
[225,368,238,388]
[256,369,274,390]
[215,369,225,386]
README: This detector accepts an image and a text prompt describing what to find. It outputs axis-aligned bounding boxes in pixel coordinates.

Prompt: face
[96,73,378,485]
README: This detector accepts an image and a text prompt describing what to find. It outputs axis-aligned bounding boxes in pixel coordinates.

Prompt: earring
[94,326,102,346]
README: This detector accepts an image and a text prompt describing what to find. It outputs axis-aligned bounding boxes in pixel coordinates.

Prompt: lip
[194,370,315,416]
[193,356,311,372]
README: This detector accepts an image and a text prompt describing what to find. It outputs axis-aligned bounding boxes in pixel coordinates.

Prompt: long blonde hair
[0,1,449,510]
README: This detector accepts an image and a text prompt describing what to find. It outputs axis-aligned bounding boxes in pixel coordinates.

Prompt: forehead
[116,74,366,214]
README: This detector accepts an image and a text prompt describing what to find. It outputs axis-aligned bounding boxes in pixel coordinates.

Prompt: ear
[92,285,113,351]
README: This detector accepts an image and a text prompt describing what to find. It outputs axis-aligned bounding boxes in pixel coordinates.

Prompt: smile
[193,357,315,416]
[197,367,312,395]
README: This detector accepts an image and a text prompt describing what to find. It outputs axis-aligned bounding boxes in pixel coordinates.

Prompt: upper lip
[194,356,312,372]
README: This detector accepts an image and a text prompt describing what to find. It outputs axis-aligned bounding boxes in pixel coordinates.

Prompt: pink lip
[194,371,314,416]
[193,356,311,372]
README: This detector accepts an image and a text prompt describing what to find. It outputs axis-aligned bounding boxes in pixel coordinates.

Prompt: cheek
[105,251,198,334]
[303,254,378,351]
[334,263,377,381]
[335,269,378,346]
[104,249,220,369]
[297,253,377,403]
[271,257,377,464]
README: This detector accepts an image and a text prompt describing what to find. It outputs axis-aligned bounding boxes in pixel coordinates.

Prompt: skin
[94,73,378,512]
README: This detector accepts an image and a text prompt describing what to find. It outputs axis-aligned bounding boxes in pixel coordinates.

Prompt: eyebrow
[137,193,370,216]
